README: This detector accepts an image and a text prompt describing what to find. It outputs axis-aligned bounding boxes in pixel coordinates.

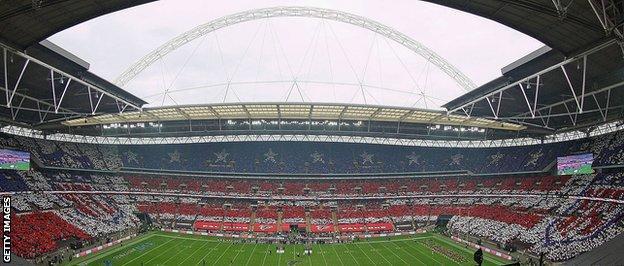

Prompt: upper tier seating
[2,130,623,174]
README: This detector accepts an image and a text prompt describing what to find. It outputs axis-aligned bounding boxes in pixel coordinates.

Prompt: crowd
[10,212,91,259]
[1,130,624,174]
[3,167,624,260]
[1,171,623,261]
[0,131,624,261]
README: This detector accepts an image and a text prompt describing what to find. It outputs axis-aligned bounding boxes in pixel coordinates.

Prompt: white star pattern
[264,149,278,163]
[406,152,420,165]
[360,152,374,165]
[125,151,140,164]
[525,149,544,167]
[449,154,463,166]
[168,150,181,163]
[214,149,229,163]
[311,151,325,163]
[488,152,504,166]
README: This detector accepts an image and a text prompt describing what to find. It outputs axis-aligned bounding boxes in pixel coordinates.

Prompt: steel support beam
[592,94,607,121]
[1,126,615,147]
[507,79,624,120]
[581,55,587,112]
[11,96,25,120]
[604,88,611,119]
[1,44,142,111]
[7,59,29,107]
[447,39,616,114]
[518,83,535,118]
[87,86,94,114]
[92,92,104,115]
[51,70,57,109]
[0,85,81,116]
[560,65,582,112]
[509,105,623,120]
[533,75,540,114]
[3,48,7,105]
[55,79,71,113]
[562,101,577,126]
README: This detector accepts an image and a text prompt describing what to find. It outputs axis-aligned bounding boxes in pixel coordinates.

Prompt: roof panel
[61,103,525,131]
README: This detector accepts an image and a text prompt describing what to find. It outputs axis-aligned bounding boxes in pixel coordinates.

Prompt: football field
[0,161,29,170]
[68,231,510,266]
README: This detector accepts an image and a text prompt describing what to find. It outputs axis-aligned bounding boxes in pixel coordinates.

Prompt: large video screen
[0,148,30,170]
[557,153,593,175]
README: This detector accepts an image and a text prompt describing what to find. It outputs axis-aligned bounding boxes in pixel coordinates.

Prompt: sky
[49,0,544,109]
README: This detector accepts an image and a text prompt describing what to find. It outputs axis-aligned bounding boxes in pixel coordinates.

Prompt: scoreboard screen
[0,149,30,170]
[557,153,593,175]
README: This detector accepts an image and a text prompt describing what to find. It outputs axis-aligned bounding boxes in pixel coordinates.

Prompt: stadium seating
[2,130,624,175]
[10,212,91,259]
[1,131,624,261]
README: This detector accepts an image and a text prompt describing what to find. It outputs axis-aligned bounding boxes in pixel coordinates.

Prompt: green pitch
[558,164,593,175]
[0,161,29,170]
[67,231,510,266]
[68,232,505,266]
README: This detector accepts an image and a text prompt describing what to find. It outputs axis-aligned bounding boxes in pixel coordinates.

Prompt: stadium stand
[2,130,623,174]
[3,1,624,264]
[1,130,624,261]
[1,171,622,260]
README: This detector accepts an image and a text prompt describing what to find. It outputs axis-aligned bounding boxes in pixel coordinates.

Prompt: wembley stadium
[1,1,624,265]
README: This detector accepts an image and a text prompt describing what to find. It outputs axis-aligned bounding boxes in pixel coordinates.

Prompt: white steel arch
[115,6,476,92]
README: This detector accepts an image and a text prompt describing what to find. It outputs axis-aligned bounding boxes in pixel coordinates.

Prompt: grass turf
[0,161,29,170]
[66,231,510,266]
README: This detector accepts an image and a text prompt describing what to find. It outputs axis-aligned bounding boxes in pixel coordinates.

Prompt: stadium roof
[0,0,154,50]
[1,0,622,138]
[0,40,147,126]
[425,0,607,56]
[0,1,604,56]
[443,39,624,133]
[61,102,524,131]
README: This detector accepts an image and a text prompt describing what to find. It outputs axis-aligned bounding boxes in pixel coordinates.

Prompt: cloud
[48,0,543,108]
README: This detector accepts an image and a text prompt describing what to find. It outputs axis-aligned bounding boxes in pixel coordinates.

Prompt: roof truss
[62,103,524,131]
[0,44,143,125]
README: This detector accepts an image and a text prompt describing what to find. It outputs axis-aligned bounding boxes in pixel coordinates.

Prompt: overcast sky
[49,0,543,109]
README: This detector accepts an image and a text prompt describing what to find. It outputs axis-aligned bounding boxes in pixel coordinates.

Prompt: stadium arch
[114,6,477,92]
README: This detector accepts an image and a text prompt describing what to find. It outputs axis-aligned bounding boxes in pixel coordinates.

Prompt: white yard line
[195,241,223,266]
[341,244,363,265]
[143,239,188,265]
[155,233,221,243]
[308,250,313,266]
[318,245,329,266]
[390,240,435,265]
[211,243,233,266]
[80,234,155,265]
[330,244,347,266]
[121,238,175,266]
[352,242,378,265]
[349,236,430,244]
[229,243,246,264]
[375,241,409,265]
[161,239,194,265]
[244,243,258,266]
[176,239,210,265]
[366,242,392,265]
[260,245,270,266]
